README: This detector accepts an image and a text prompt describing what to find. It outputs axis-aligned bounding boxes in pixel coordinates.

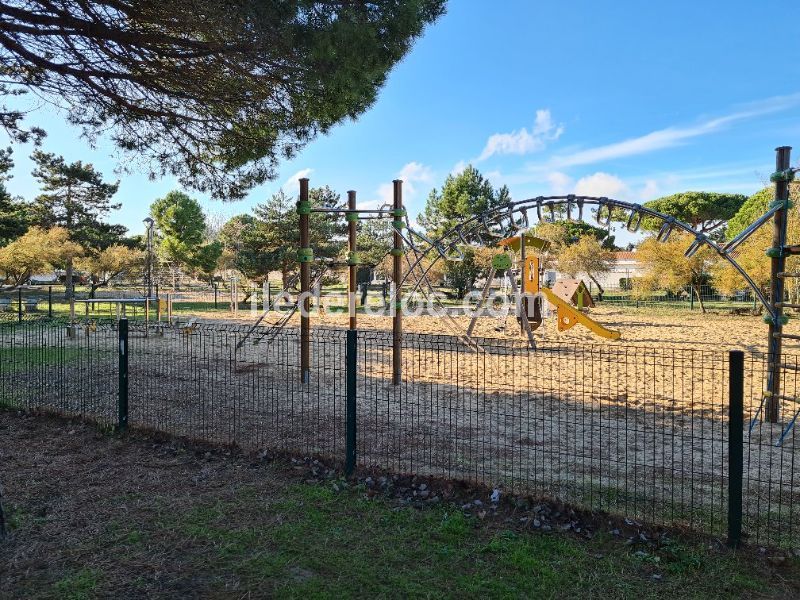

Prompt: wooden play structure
[234,146,800,446]
[466,231,621,347]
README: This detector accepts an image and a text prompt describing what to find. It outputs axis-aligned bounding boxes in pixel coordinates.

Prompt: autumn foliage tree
[556,235,614,299]
[79,245,143,298]
[634,233,713,312]
[0,227,82,287]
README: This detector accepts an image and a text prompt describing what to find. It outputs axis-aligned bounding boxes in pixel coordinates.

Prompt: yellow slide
[540,288,621,340]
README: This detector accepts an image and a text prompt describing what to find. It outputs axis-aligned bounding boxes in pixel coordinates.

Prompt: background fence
[1,319,798,549]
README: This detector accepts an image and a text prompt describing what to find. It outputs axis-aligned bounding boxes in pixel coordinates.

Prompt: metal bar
[467,266,495,337]
[17,288,21,322]
[392,180,403,385]
[118,318,129,432]
[727,350,744,548]
[345,329,357,477]
[309,208,387,214]
[778,272,800,278]
[48,286,52,318]
[776,333,800,341]
[300,177,311,384]
[723,202,781,254]
[348,191,357,330]
[776,409,800,446]
[775,302,800,309]
[766,146,792,423]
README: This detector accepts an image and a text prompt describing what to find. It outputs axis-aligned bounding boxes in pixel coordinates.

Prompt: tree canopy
[150,191,207,266]
[556,235,614,297]
[726,184,800,239]
[30,151,120,297]
[0,226,82,287]
[0,1,445,199]
[419,165,510,239]
[628,192,747,234]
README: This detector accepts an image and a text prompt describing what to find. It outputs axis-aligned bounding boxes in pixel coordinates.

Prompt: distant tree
[557,235,614,299]
[192,241,223,285]
[419,166,510,239]
[619,191,747,235]
[0,147,27,244]
[714,183,800,308]
[249,187,346,288]
[29,151,120,299]
[219,214,270,285]
[0,227,82,287]
[0,1,445,199]
[150,191,206,267]
[443,246,495,299]
[726,184,800,238]
[635,234,713,312]
[356,219,394,268]
[79,245,143,298]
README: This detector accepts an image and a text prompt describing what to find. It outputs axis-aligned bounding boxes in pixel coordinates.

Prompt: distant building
[545,251,643,292]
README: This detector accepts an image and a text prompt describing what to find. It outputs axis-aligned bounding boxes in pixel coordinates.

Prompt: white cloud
[546,171,573,195]
[281,168,313,192]
[639,179,660,201]
[477,109,564,161]
[544,93,800,170]
[370,161,435,209]
[450,160,467,176]
[573,172,631,200]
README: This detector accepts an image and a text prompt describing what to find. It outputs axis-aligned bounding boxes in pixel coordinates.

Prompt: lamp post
[143,217,154,299]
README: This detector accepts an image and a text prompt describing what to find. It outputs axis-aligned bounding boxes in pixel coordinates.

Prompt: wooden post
[392,180,403,385]
[766,146,792,423]
[348,191,358,330]
[519,231,526,332]
[299,177,311,383]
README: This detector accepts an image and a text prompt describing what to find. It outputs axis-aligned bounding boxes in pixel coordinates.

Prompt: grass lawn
[1,411,798,599]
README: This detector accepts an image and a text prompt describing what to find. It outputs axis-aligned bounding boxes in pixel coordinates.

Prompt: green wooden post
[118,318,129,431]
[728,350,744,547]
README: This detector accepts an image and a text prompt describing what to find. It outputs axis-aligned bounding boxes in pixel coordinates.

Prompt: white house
[545,251,644,292]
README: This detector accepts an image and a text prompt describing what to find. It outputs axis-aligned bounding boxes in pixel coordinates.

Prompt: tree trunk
[64,257,74,300]
[588,274,604,301]
[693,285,706,313]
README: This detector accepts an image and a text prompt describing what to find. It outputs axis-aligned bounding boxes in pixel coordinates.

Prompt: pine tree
[30,151,120,299]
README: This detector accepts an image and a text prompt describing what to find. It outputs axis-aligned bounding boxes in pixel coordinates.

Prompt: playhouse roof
[496,232,551,253]
[551,278,595,308]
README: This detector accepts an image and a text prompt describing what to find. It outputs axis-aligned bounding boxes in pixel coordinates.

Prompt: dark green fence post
[48,286,52,318]
[345,329,357,477]
[118,318,129,432]
[728,350,744,548]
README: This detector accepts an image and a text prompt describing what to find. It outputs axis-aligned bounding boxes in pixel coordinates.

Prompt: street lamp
[143,217,154,299]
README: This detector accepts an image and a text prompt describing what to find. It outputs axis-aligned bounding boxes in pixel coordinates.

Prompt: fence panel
[0,319,117,426]
[125,324,347,456]
[1,318,799,549]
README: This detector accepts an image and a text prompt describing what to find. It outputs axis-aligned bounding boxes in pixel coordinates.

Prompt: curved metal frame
[399,195,775,318]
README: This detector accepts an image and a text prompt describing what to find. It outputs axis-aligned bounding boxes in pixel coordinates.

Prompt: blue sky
[2,0,799,241]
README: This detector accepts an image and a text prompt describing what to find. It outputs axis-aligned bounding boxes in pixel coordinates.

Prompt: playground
[1,147,799,552]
